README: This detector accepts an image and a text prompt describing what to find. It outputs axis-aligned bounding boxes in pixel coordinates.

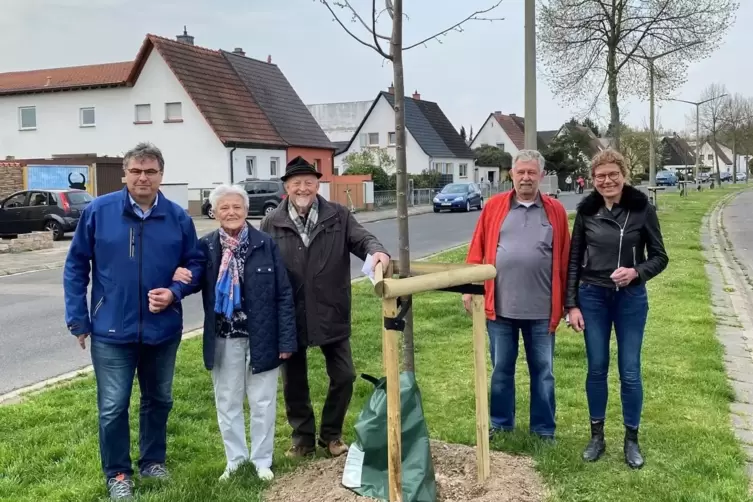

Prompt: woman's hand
[610,267,638,288]
[568,308,585,332]
[172,267,192,284]
[279,352,292,360]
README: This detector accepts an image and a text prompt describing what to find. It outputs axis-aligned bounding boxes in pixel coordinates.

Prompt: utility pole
[669,95,726,180]
[524,0,537,150]
[637,41,702,187]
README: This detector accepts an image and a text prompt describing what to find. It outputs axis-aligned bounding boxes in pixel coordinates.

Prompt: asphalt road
[0,192,590,395]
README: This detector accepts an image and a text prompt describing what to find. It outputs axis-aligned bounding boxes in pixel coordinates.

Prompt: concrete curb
[0,241,468,406]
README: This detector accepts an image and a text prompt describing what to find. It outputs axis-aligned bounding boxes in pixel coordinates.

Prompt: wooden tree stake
[383,295,403,502]
[472,294,491,482]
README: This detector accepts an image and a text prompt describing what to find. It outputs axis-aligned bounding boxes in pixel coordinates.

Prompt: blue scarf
[214,226,249,319]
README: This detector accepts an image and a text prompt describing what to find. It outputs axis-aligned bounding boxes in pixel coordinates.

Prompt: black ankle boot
[624,426,644,469]
[582,420,606,462]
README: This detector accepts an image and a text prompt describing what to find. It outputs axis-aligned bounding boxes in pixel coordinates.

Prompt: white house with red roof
[0,29,336,196]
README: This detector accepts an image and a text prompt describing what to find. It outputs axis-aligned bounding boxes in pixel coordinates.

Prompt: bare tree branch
[318,0,390,57]
[403,0,504,50]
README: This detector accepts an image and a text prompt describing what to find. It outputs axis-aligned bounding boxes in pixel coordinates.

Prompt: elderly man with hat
[261,156,390,458]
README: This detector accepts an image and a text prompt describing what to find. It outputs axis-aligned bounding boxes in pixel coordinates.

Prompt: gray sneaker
[140,463,169,479]
[107,474,134,500]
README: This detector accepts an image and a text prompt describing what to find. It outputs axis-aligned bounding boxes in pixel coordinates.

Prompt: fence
[373,182,512,209]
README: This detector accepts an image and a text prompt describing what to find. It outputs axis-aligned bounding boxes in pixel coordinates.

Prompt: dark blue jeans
[90,337,180,479]
[487,317,555,436]
[578,282,649,429]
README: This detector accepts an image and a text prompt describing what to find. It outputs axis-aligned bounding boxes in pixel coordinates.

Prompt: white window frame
[165,102,183,122]
[445,162,454,175]
[388,132,396,146]
[359,133,367,148]
[245,156,256,177]
[270,157,280,177]
[80,107,96,128]
[134,104,152,123]
[459,163,468,178]
[19,106,36,130]
[368,132,379,146]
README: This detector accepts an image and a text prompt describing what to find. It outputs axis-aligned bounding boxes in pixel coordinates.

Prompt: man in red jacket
[464,150,570,440]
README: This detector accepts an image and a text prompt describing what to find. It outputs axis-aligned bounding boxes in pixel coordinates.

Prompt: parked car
[655,170,678,187]
[736,172,748,182]
[202,179,286,218]
[433,182,483,213]
[720,171,732,182]
[697,172,711,183]
[0,189,93,241]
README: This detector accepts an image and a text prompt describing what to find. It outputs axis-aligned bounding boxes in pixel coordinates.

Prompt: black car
[202,179,286,219]
[0,189,94,240]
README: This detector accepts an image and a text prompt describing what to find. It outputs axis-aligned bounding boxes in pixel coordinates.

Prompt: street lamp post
[636,41,702,187]
[667,96,725,180]
[524,0,537,150]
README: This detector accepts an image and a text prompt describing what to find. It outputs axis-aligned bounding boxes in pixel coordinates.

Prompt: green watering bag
[341,371,437,502]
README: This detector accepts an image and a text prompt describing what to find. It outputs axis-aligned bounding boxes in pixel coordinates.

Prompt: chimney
[267,54,272,63]
[176,26,194,45]
[388,82,394,94]
[412,90,420,100]
[232,47,246,56]
[510,113,517,117]
[494,110,502,114]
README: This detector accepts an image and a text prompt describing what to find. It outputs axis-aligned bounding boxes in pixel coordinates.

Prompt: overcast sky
[1,0,749,137]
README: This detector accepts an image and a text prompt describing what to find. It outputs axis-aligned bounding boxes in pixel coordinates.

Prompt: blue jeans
[487,317,555,436]
[578,283,649,429]
[90,338,180,479]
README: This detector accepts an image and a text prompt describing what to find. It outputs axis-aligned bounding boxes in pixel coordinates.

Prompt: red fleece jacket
[466,190,571,333]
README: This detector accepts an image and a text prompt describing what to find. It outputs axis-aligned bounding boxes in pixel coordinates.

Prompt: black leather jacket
[565,184,669,309]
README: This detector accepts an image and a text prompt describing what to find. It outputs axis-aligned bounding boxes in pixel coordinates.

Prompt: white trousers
[211,337,280,471]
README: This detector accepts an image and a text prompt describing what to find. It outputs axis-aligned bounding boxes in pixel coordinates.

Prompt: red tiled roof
[143,35,285,147]
[0,62,133,95]
[493,112,525,150]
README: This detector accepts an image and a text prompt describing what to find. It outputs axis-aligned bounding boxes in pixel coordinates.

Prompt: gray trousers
[282,338,356,446]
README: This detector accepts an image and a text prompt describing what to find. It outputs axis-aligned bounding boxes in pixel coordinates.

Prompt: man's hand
[148,288,175,313]
[371,252,391,274]
[568,308,585,332]
[279,352,292,360]
[77,333,90,350]
[610,267,638,288]
[172,267,192,284]
[462,294,472,313]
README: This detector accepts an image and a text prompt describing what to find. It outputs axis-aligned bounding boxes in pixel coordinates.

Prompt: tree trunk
[391,0,414,373]
[713,134,721,185]
[606,45,620,151]
[732,135,738,184]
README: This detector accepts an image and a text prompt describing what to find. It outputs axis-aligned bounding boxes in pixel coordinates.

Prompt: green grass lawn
[0,186,750,502]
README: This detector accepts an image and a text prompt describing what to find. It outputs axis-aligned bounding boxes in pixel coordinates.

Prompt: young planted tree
[721,94,752,183]
[699,83,730,185]
[317,0,503,372]
[538,0,739,151]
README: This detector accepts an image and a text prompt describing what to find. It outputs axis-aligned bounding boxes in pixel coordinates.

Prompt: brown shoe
[319,438,349,457]
[285,444,316,459]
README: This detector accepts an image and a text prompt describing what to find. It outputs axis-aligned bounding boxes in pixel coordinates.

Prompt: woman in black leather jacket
[566,149,668,469]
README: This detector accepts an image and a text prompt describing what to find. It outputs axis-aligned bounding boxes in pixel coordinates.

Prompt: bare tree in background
[721,94,750,183]
[317,0,503,372]
[699,83,730,185]
[538,0,739,151]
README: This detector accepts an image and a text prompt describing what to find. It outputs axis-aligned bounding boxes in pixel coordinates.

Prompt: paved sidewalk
[0,204,434,276]
[704,189,753,485]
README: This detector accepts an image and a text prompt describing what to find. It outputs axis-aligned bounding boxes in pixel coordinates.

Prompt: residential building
[697,140,733,173]
[660,135,696,173]
[333,88,475,183]
[469,111,558,183]
[306,100,373,144]
[0,30,335,197]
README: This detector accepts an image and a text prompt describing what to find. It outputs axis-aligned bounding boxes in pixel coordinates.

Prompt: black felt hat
[280,156,322,181]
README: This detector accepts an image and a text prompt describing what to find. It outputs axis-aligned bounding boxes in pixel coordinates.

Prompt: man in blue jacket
[63,142,204,500]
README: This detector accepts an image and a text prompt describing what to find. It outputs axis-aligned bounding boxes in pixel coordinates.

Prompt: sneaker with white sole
[257,467,274,481]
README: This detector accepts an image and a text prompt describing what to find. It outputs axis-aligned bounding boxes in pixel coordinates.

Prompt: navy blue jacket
[198,224,297,373]
[64,187,204,345]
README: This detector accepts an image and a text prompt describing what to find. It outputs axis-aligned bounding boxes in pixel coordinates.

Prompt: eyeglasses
[593,172,622,183]
[126,168,162,177]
